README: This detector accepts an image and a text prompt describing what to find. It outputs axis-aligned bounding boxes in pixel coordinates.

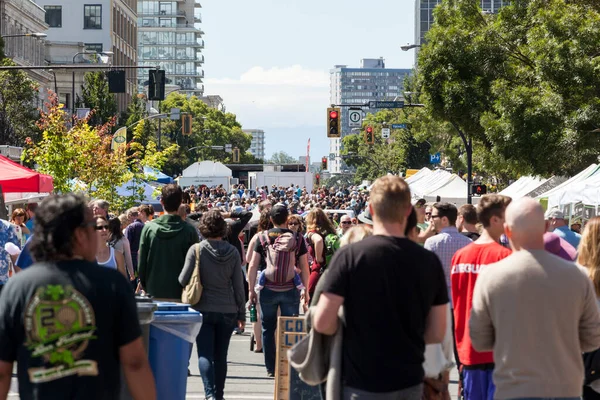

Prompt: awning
[0,155,53,193]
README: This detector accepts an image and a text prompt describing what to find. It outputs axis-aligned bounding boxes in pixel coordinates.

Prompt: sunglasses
[425,212,432,216]
[341,221,352,225]
[288,222,299,226]
[95,225,109,231]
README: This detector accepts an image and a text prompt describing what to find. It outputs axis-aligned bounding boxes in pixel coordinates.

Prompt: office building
[34,0,137,114]
[243,129,266,161]
[328,58,411,174]
[0,0,51,106]
[200,94,224,111]
[137,0,204,96]
[415,0,509,46]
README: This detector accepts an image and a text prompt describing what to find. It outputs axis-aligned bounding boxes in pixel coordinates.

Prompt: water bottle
[250,303,257,323]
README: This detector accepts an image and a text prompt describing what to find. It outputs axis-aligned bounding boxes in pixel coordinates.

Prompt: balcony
[196,54,204,63]
[139,10,186,18]
[195,1,202,8]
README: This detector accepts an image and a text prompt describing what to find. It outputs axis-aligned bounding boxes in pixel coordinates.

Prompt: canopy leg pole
[0,185,8,220]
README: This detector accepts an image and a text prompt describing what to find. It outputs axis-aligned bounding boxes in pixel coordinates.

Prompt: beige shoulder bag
[182,244,203,305]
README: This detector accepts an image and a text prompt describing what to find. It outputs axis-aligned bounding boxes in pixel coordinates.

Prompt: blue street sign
[391,123,407,129]
[368,101,405,109]
[429,153,441,164]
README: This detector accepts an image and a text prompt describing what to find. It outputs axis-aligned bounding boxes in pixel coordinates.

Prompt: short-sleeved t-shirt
[0,260,141,400]
[321,235,448,392]
[253,228,308,272]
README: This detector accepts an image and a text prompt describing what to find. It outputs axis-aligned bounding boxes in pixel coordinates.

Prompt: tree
[267,151,297,164]
[0,58,39,146]
[417,0,600,177]
[24,97,178,211]
[80,71,118,126]
[158,93,254,176]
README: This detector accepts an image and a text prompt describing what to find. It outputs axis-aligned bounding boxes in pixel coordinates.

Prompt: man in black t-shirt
[313,176,448,398]
[247,204,310,377]
[0,194,156,400]
[457,204,481,241]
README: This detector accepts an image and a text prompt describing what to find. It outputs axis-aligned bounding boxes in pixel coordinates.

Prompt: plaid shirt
[425,227,472,294]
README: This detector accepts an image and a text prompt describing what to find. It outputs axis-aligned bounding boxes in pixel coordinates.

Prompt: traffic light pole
[158,101,162,150]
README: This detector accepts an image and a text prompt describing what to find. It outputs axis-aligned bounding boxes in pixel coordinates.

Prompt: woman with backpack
[305,208,338,299]
[245,210,273,353]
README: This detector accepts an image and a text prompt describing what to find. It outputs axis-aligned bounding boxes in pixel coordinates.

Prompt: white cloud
[206,65,329,88]
[204,65,331,158]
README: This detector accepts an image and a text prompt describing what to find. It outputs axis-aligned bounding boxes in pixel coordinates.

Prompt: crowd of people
[1,177,600,400]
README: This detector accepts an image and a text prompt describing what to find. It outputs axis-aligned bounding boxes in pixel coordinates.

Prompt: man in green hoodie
[138,184,199,300]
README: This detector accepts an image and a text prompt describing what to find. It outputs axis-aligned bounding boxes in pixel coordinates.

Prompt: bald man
[469,198,600,399]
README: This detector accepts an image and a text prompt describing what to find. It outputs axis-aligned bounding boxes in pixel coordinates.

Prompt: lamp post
[400,44,421,51]
[71,50,113,115]
[48,69,58,95]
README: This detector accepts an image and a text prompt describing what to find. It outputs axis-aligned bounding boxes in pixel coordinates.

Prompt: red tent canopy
[0,155,53,193]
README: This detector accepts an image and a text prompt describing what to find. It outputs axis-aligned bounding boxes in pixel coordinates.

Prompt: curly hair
[287,214,304,232]
[199,210,229,239]
[305,208,337,236]
[31,193,89,261]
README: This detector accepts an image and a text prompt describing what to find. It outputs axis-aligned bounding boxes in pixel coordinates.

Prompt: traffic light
[232,147,240,163]
[315,173,320,186]
[181,114,193,136]
[327,107,341,138]
[365,126,374,144]
[471,184,487,196]
[321,157,328,170]
[148,69,166,100]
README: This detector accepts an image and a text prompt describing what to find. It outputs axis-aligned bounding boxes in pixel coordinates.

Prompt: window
[44,6,62,27]
[85,43,103,53]
[84,5,102,29]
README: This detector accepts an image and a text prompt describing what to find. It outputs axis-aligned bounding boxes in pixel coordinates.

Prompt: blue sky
[202,0,417,161]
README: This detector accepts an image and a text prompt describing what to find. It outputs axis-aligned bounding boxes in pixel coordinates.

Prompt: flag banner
[111,127,127,151]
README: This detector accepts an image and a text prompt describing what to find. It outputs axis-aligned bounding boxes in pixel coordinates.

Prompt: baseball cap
[412,198,426,207]
[544,208,565,220]
[357,203,373,225]
[270,204,289,219]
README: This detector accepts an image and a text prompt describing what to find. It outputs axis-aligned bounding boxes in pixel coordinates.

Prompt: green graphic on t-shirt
[24,285,99,383]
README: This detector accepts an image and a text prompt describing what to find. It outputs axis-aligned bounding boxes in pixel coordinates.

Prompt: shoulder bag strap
[195,242,201,285]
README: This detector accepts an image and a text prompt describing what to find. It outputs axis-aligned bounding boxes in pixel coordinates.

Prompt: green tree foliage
[157,93,253,175]
[340,109,431,182]
[267,151,297,164]
[80,72,118,126]
[24,98,177,212]
[0,58,39,146]
[417,0,600,177]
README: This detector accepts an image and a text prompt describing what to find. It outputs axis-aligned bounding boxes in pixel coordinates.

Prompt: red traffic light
[322,157,327,162]
[329,111,338,119]
[316,174,320,179]
[366,126,373,133]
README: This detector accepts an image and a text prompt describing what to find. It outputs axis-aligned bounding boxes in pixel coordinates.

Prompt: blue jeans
[260,288,300,373]
[196,311,237,399]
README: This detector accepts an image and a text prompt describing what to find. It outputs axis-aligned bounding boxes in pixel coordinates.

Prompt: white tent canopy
[500,176,548,200]
[409,169,478,206]
[547,171,600,209]
[405,167,433,184]
[536,164,599,202]
[182,161,232,177]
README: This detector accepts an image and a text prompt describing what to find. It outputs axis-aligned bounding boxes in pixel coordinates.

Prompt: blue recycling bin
[149,302,203,400]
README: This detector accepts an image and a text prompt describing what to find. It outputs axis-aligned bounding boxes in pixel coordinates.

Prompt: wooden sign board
[274,316,320,400]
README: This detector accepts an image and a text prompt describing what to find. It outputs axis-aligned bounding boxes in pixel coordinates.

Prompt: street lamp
[1,33,47,38]
[48,69,58,95]
[401,44,421,51]
[71,50,113,115]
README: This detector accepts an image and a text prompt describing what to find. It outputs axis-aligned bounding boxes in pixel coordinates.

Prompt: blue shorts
[463,368,495,400]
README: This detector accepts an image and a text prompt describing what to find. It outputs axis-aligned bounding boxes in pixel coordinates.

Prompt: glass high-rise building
[328,59,412,174]
[415,0,509,46]
[137,0,204,96]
